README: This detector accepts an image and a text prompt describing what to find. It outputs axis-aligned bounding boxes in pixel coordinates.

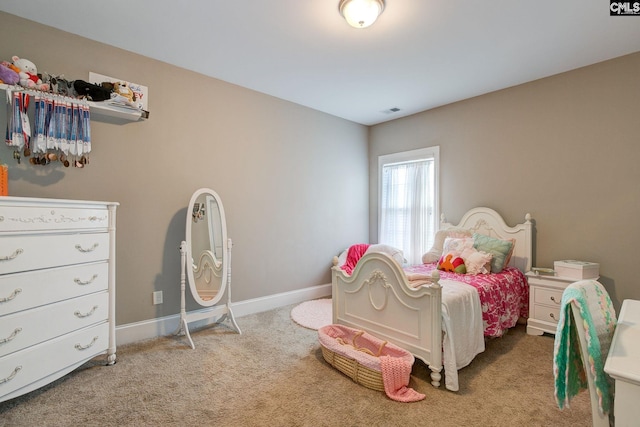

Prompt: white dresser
[604,299,640,427]
[0,196,117,403]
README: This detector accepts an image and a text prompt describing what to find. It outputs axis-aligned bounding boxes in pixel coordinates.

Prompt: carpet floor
[0,303,591,427]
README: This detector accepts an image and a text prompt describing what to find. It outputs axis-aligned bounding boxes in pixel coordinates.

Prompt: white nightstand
[525,272,577,336]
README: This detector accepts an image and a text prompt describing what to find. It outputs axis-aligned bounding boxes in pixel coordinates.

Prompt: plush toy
[112,81,136,103]
[0,61,19,85]
[437,253,467,274]
[11,55,49,91]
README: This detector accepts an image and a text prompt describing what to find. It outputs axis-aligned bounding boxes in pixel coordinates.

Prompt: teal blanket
[553,280,616,415]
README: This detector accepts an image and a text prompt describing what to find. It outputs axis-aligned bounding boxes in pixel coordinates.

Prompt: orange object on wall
[0,165,8,196]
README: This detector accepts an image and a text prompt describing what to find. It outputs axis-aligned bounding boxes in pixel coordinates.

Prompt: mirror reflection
[190,194,225,301]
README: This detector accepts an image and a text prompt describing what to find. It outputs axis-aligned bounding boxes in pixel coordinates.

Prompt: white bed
[331,207,533,391]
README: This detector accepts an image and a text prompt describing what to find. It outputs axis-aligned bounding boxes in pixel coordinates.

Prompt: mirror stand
[176,239,241,349]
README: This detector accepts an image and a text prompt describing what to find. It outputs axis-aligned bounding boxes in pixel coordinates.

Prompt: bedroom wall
[369,51,640,310]
[0,12,369,325]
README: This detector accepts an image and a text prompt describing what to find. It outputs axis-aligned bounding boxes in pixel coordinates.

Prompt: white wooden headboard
[440,207,533,273]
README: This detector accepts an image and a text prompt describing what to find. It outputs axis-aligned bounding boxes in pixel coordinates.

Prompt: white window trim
[377,146,440,258]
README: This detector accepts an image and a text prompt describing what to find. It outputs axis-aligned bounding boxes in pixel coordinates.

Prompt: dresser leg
[526,325,545,336]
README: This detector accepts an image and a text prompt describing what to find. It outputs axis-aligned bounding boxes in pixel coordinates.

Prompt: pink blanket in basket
[318,325,425,402]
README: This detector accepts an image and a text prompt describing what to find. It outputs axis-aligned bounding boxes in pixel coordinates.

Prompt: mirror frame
[185,188,228,307]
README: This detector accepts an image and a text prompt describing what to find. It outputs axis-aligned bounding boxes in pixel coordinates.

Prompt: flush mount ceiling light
[339,0,385,29]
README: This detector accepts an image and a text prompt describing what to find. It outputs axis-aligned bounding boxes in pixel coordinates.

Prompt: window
[378,146,439,265]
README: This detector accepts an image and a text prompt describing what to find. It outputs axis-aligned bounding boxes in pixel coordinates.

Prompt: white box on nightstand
[553,260,599,280]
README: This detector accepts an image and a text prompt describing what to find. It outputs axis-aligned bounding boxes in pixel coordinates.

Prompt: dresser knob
[75,243,99,253]
[0,288,22,303]
[74,305,99,318]
[0,366,22,385]
[0,248,23,261]
[74,274,98,286]
[75,336,99,350]
[0,328,22,345]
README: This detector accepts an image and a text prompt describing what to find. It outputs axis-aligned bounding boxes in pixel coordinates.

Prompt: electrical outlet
[152,291,163,305]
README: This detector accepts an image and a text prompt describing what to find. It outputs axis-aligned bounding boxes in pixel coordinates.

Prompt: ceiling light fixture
[339,0,385,29]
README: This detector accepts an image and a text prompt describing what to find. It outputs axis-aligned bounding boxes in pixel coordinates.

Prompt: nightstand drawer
[533,287,563,307]
[532,304,560,325]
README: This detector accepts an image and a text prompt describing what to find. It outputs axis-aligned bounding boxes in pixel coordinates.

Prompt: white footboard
[331,252,443,387]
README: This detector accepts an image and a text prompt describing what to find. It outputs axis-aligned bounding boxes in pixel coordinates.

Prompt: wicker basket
[319,324,406,392]
[320,343,385,391]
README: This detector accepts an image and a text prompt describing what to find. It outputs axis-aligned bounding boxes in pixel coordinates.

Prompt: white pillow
[465,249,493,275]
[367,244,406,266]
[442,237,475,259]
[422,227,472,264]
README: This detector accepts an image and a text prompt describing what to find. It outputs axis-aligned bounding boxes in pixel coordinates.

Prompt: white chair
[554,279,616,427]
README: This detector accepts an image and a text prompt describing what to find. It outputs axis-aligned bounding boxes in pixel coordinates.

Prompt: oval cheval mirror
[176,188,241,349]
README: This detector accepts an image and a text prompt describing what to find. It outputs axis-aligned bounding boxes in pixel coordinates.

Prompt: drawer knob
[549,313,557,320]
[74,305,99,318]
[75,336,99,350]
[75,243,99,253]
[74,274,99,286]
[0,328,22,345]
[550,296,560,304]
[0,366,22,385]
[0,288,22,303]
[0,248,23,262]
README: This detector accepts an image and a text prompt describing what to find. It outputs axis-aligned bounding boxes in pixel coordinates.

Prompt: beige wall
[0,13,369,325]
[370,52,640,309]
[3,11,638,324]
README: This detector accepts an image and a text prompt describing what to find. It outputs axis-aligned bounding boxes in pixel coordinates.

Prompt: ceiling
[1,1,639,126]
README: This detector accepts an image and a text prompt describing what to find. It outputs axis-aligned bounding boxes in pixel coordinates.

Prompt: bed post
[428,269,443,388]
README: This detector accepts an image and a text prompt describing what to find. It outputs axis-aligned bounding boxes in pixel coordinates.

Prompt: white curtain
[380,159,435,265]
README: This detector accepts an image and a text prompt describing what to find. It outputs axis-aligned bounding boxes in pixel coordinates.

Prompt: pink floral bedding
[403,264,529,337]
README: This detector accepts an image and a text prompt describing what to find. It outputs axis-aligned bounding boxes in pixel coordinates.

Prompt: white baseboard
[116,283,331,346]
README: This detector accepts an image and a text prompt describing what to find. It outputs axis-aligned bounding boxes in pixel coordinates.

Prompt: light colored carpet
[0,303,591,427]
[290,298,332,330]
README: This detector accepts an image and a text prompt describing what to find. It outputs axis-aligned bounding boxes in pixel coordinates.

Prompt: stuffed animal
[112,81,136,103]
[11,55,49,91]
[437,253,467,274]
[38,73,76,97]
[0,61,19,85]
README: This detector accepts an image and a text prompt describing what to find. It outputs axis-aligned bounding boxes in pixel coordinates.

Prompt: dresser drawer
[0,204,109,232]
[0,323,109,400]
[0,262,108,316]
[531,303,560,325]
[533,287,563,307]
[0,291,108,358]
[0,233,109,275]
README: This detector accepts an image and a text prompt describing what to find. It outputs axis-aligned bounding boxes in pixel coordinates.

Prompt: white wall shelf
[1,84,146,123]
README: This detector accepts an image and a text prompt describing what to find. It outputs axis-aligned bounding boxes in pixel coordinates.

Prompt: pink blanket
[380,355,425,402]
[341,243,370,275]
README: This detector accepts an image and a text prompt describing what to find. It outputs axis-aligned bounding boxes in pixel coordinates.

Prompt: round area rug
[291,298,332,330]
